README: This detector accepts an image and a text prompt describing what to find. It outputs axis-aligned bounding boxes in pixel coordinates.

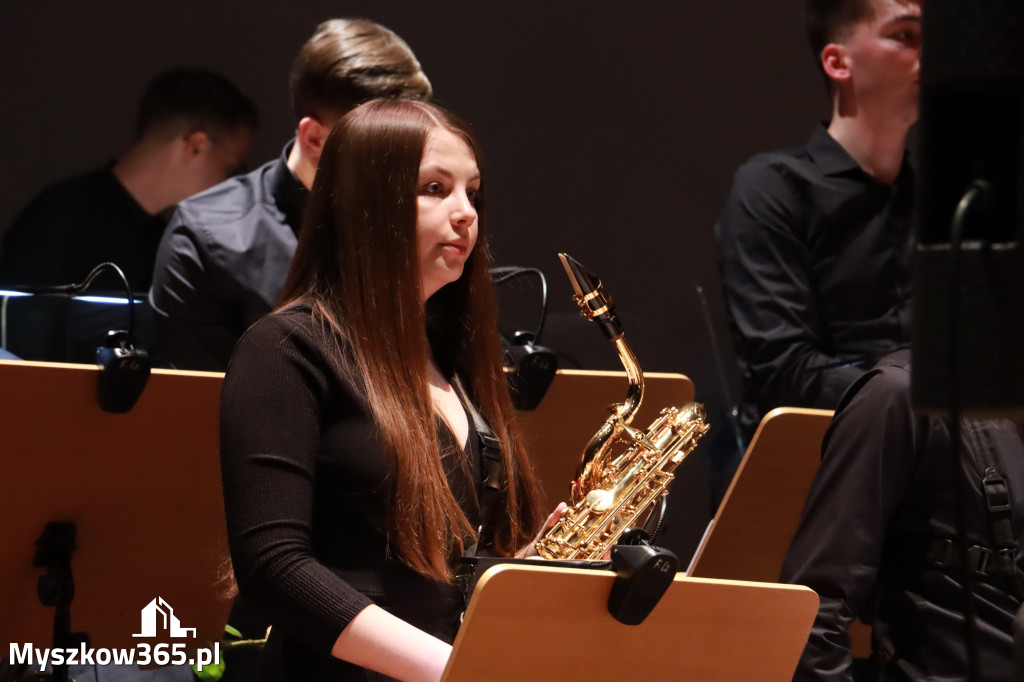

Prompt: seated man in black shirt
[149,18,433,371]
[782,350,1024,680]
[0,68,257,292]
[715,0,920,439]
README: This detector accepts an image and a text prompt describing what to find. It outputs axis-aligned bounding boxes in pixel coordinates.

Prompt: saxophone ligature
[534,253,710,561]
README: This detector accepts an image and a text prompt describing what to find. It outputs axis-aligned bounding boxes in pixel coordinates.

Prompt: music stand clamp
[34,522,90,682]
[607,527,678,625]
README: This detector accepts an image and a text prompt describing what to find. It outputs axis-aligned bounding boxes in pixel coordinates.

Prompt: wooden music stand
[442,563,818,681]
[686,407,872,656]
[515,369,695,513]
[686,407,833,582]
[0,359,231,650]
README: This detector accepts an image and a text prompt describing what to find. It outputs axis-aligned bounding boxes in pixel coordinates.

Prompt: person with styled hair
[286,18,433,189]
[150,18,433,371]
[219,99,549,682]
[714,0,920,441]
[0,67,257,292]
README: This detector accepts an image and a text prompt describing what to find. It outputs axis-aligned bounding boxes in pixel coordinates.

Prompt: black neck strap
[454,378,504,555]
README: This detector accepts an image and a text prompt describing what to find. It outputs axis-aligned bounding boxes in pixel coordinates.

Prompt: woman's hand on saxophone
[515,502,568,558]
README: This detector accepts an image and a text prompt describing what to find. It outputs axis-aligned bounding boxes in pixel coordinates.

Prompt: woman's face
[416,127,480,303]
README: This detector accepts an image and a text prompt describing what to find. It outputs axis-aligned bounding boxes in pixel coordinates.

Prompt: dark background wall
[0,1,827,518]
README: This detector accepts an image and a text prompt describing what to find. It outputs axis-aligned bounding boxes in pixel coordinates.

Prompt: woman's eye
[423,181,444,195]
[466,188,479,204]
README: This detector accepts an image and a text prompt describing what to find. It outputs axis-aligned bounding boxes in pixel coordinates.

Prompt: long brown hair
[279,99,542,582]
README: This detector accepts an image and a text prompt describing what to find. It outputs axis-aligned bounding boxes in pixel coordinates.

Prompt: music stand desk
[0,359,230,649]
[686,407,872,656]
[687,407,834,582]
[443,563,818,681]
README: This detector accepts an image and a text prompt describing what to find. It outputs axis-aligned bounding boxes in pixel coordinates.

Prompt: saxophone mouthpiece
[558,253,597,299]
[557,252,624,340]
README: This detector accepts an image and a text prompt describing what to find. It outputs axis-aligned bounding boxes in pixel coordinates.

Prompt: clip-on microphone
[13,262,151,413]
[96,327,151,413]
[490,266,557,410]
[502,330,557,410]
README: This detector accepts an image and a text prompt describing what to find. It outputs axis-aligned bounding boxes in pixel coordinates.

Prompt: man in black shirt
[0,68,257,292]
[149,19,433,371]
[715,0,921,439]
[781,350,1024,680]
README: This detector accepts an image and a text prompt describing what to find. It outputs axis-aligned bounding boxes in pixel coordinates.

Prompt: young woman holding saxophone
[219,99,554,682]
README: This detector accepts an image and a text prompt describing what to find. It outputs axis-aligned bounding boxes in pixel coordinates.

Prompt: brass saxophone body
[534,254,710,561]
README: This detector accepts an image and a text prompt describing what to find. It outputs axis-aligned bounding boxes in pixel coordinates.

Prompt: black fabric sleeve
[715,158,864,412]
[149,206,241,371]
[220,314,374,654]
[0,190,80,287]
[780,362,921,681]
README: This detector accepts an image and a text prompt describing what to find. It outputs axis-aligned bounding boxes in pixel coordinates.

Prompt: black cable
[948,180,991,682]
[489,266,548,341]
[646,494,669,542]
[695,283,745,454]
[10,262,138,346]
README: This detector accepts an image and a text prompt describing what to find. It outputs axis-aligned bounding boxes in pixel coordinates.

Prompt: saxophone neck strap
[454,377,504,556]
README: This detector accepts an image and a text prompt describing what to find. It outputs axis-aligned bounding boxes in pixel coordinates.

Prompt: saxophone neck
[578,336,644,472]
[613,335,644,422]
[558,252,645,414]
[557,253,646,482]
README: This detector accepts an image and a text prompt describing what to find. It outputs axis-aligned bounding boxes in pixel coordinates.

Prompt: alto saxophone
[535,254,710,561]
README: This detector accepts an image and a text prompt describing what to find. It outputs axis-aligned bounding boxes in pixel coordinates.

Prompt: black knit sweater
[220,304,481,681]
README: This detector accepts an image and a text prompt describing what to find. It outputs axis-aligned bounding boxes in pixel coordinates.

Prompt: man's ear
[297,116,329,162]
[183,129,212,156]
[821,43,852,84]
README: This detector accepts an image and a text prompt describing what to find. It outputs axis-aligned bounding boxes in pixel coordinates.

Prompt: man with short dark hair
[150,18,432,371]
[0,68,257,292]
[715,0,921,439]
